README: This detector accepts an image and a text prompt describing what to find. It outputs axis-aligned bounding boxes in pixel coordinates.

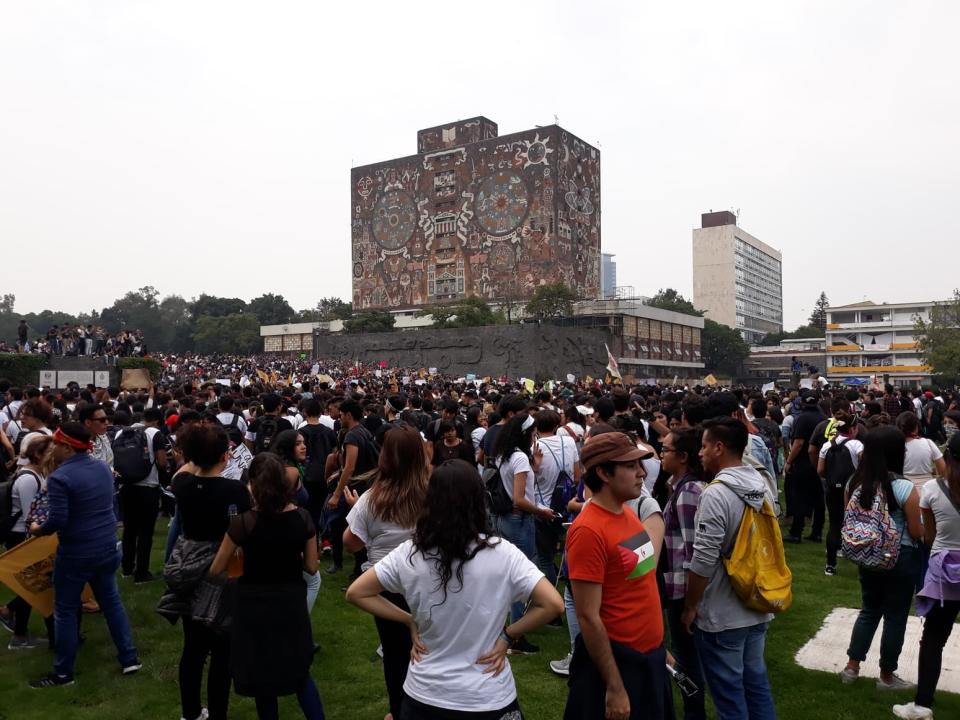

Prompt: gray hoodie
[689,463,776,633]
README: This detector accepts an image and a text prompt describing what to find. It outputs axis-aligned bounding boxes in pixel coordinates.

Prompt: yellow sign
[0,535,97,618]
[704,374,718,386]
[524,378,535,394]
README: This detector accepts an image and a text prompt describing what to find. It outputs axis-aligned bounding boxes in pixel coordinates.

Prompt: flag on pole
[605,344,622,380]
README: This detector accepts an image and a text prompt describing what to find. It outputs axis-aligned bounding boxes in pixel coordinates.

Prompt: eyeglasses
[661,447,678,454]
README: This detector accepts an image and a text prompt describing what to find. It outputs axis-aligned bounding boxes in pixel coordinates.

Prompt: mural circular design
[474,171,529,236]
[372,190,417,250]
[353,262,364,278]
[527,142,547,165]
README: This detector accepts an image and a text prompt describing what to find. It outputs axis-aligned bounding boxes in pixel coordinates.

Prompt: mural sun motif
[518,133,553,169]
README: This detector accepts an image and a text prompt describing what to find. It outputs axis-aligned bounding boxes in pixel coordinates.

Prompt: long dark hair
[410,459,495,607]
[494,413,534,461]
[366,425,430,527]
[669,427,707,483]
[849,425,905,510]
[248,453,291,516]
[270,429,302,465]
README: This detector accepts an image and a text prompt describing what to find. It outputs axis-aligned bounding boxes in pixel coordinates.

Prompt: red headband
[53,428,93,452]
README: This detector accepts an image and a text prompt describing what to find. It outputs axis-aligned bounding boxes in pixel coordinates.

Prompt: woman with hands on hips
[346,459,563,720]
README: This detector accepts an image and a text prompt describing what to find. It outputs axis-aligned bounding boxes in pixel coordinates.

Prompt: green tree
[808,292,830,331]
[418,296,502,329]
[759,324,824,346]
[0,294,14,315]
[158,295,194,352]
[192,313,262,354]
[343,311,396,334]
[645,288,704,316]
[702,318,750,376]
[914,289,960,377]
[99,286,163,341]
[248,293,295,325]
[524,282,576,319]
[189,294,247,320]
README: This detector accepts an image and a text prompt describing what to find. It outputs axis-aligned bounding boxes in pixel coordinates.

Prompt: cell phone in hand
[666,663,699,697]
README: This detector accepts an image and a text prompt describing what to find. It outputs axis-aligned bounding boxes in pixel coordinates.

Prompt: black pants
[534,515,562,586]
[666,599,706,720]
[564,635,668,720]
[120,484,160,578]
[401,696,523,720]
[179,617,231,720]
[327,514,346,569]
[916,599,960,709]
[374,591,412,718]
[824,481,846,567]
[788,467,824,539]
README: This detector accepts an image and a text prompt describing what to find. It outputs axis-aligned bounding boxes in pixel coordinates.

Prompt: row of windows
[735,237,781,271]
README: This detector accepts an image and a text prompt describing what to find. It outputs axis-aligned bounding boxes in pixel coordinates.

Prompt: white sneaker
[549,652,572,677]
[877,674,915,691]
[893,702,933,719]
[180,710,209,720]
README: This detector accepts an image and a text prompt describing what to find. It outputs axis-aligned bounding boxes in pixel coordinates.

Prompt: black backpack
[254,416,282,454]
[301,423,337,488]
[823,437,856,492]
[0,469,41,540]
[482,463,513,516]
[8,420,25,456]
[112,428,154,485]
[221,413,244,447]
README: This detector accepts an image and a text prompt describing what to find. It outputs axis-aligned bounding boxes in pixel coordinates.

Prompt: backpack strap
[936,478,960,517]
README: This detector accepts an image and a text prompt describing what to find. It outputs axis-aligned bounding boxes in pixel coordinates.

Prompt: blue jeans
[493,512,536,622]
[255,675,324,719]
[53,547,138,678]
[694,623,775,720]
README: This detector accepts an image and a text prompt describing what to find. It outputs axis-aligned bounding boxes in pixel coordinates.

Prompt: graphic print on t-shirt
[617,530,656,580]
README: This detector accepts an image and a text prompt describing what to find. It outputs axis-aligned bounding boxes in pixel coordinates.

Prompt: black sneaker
[547,616,564,628]
[0,611,15,633]
[783,536,802,544]
[324,565,342,575]
[133,572,155,585]
[805,535,823,543]
[507,637,540,656]
[29,673,74,688]
[824,565,837,576]
[122,661,142,675]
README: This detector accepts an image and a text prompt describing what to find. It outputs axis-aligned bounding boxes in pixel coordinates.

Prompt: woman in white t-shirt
[343,426,430,720]
[894,433,960,720]
[897,412,946,491]
[346,459,563,720]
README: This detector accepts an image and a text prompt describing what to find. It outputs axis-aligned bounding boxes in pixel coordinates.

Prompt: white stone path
[795,608,960,692]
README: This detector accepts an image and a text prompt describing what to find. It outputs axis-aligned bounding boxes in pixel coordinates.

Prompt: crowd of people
[3,321,148,357]
[0,364,958,720]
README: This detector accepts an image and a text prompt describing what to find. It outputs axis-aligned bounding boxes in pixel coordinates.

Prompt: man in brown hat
[563,432,667,720]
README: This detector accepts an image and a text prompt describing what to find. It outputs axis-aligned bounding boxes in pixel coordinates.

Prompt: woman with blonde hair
[344,425,430,720]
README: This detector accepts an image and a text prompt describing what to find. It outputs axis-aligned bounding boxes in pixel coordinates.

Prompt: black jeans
[788,466,824,538]
[824,481,846,567]
[5,531,33,635]
[847,545,920,673]
[401,696,523,720]
[534,515,562,586]
[915,599,960,709]
[374,591,412,718]
[179,617,231,720]
[120,484,160,578]
[665,599,706,720]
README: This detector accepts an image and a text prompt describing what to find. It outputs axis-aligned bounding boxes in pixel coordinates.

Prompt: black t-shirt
[343,425,379,476]
[374,419,403,447]
[792,408,826,467]
[228,508,315,585]
[248,416,293,444]
[480,423,505,463]
[172,472,251,542]
[299,422,337,487]
[809,419,832,455]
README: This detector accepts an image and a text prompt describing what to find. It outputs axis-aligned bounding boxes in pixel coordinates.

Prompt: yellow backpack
[711,481,793,614]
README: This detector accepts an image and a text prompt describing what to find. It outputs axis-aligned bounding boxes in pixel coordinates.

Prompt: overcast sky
[2,1,957,329]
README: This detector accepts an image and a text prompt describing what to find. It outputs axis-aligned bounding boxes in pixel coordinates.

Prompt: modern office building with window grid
[692,211,783,344]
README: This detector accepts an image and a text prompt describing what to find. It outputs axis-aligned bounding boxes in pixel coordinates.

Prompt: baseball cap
[581,432,655,470]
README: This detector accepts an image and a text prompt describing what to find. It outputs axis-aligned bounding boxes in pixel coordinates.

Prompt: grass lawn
[1,527,956,720]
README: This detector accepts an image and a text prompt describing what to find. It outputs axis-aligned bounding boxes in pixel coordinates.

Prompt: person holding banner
[28,422,140,688]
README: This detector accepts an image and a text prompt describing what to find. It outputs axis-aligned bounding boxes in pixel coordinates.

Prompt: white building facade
[825,300,935,385]
[692,211,783,344]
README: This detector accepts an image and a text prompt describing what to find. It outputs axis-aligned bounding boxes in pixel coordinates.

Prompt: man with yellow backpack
[682,417,791,720]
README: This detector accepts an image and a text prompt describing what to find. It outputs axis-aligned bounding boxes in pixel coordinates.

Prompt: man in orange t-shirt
[563,431,667,720]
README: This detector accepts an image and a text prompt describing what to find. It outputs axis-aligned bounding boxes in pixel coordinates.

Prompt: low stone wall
[313,324,613,379]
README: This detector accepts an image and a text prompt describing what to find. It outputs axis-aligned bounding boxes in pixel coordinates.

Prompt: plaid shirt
[882,395,902,418]
[662,473,705,601]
